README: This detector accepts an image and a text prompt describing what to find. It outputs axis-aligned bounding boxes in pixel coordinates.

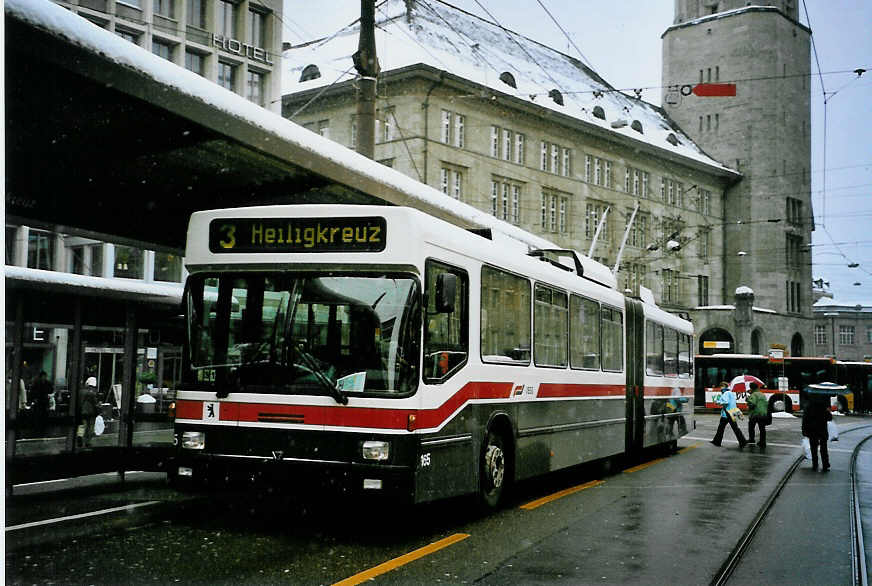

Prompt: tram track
[711,423,872,586]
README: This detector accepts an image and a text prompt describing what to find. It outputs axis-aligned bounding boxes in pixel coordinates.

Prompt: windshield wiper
[295,342,348,405]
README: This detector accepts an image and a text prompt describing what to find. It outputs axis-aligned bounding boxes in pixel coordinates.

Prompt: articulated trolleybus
[172,204,694,508]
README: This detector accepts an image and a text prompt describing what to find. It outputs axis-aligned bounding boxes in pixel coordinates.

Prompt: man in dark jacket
[802,397,832,471]
[746,383,768,448]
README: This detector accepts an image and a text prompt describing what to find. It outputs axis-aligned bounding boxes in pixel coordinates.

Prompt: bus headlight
[181,431,205,450]
[362,440,390,461]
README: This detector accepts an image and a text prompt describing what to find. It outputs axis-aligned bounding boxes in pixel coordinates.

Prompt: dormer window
[592,105,605,120]
[299,64,321,82]
[499,71,517,88]
[548,89,564,106]
[631,120,643,133]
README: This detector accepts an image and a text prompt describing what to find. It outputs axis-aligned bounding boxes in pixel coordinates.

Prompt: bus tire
[478,429,509,510]
[837,395,848,414]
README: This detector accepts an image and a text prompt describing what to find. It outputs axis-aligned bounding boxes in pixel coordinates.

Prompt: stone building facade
[663,0,814,355]
[813,301,872,361]
[282,0,814,356]
[51,0,283,112]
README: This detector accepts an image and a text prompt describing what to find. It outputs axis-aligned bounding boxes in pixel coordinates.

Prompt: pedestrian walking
[30,371,53,430]
[711,381,748,449]
[802,396,832,471]
[746,382,769,448]
[78,376,99,447]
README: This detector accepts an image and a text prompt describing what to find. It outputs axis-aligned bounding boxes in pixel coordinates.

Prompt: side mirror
[435,273,457,313]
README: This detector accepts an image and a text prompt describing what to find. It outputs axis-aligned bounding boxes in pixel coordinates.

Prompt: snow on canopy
[283,0,736,173]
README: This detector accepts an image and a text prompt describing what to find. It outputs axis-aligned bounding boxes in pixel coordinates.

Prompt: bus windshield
[185,272,421,396]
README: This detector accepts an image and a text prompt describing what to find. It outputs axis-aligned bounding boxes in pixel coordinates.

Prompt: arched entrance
[791,333,804,357]
[699,328,734,355]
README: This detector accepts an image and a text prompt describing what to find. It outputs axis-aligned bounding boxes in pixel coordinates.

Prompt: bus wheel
[479,430,508,510]
[837,395,848,414]
[782,396,793,413]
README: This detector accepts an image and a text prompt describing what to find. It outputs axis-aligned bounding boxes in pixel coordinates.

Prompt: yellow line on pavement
[623,458,665,474]
[333,533,470,586]
[678,443,700,454]
[520,479,604,510]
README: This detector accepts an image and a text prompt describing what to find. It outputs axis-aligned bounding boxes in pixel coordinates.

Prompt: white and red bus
[172,204,693,508]
[694,354,844,413]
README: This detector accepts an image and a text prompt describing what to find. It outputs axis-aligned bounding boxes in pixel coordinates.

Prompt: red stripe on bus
[644,386,694,397]
[537,383,625,398]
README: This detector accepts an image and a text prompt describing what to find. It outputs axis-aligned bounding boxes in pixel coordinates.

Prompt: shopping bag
[801,436,811,459]
[94,415,105,436]
[827,420,839,441]
[727,407,743,422]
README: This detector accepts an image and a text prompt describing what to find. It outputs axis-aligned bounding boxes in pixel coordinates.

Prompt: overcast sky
[281,1,872,305]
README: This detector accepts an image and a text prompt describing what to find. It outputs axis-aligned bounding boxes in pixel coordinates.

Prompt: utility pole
[353,0,380,159]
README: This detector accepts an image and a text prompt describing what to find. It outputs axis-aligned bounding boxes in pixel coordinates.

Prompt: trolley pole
[353,0,380,159]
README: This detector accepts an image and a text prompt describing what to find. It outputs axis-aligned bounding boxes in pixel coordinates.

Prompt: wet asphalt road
[6,413,872,585]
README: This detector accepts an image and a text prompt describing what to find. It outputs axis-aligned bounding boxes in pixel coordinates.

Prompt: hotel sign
[212,34,274,65]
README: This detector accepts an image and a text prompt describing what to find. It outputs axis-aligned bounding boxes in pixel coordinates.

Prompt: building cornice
[662,6,812,38]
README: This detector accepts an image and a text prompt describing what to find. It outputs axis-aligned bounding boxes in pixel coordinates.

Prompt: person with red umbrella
[710,380,748,449]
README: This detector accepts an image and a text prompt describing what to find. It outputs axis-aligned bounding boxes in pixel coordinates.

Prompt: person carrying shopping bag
[802,396,832,471]
[746,382,769,448]
[711,381,748,449]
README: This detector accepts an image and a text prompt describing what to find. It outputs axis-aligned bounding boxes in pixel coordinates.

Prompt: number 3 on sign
[420,453,431,468]
[218,224,236,249]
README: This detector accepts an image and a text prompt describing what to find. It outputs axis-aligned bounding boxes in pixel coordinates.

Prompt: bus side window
[424,260,468,383]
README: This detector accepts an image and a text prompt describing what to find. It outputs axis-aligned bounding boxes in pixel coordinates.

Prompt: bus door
[624,298,645,459]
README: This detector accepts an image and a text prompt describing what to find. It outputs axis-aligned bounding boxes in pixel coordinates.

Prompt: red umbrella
[728,374,765,393]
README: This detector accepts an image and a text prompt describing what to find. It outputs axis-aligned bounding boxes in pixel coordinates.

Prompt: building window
[443,110,453,145]
[441,166,463,200]
[116,29,140,45]
[185,51,205,76]
[594,158,601,185]
[376,107,395,143]
[585,154,592,182]
[114,245,144,279]
[786,280,802,313]
[787,197,803,225]
[514,133,525,165]
[249,9,266,47]
[840,325,855,345]
[218,61,235,90]
[454,114,464,148]
[541,141,570,175]
[814,325,827,345]
[786,234,803,268]
[247,70,264,105]
[502,129,512,162]
[867,328,872,344]
[625,167,647,196]
[699,229,711,259]
[152,39,174,61]
[700,189,712,215]
[154,0,174,18]
[154,252,183,282]
[585,201,609,241]
[662,269,678,304]
[217,0,237,38]
[27,230,54,271]
[698,275,709,306]
[541,189,568,234]
[187,0,206,28]
[626,211,649,248]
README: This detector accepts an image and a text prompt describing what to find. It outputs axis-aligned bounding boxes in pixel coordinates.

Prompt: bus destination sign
[208,216,387,253]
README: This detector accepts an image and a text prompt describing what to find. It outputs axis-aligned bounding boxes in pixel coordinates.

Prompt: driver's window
[423,260,468,383]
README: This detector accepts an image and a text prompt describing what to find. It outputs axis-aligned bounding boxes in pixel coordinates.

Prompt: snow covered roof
[283,0,738,175]
[813,298,871,312]
[5,266,183,305]
[735,286,754,295]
